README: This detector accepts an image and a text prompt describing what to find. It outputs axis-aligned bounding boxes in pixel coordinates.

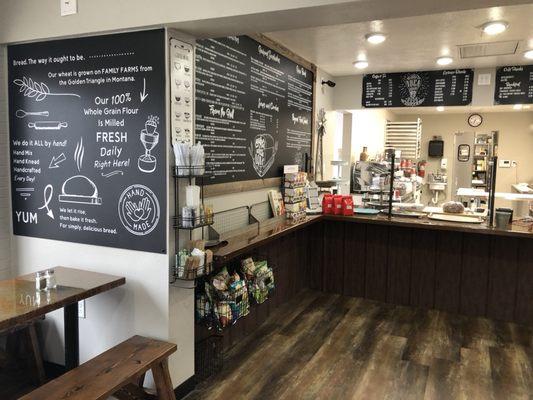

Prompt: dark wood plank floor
[186,289,533,400]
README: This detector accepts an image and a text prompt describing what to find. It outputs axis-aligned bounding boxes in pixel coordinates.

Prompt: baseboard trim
[174,375,196,399]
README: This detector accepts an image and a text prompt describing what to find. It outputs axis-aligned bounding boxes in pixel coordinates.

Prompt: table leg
[64,303,79,370]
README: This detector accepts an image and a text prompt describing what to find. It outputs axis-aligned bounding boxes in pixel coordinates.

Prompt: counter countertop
[211,213,532,263]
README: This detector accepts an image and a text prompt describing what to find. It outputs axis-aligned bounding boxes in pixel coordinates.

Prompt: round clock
[468,113,483,128]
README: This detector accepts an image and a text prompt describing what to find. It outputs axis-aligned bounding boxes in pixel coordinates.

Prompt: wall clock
[468,113,483,128]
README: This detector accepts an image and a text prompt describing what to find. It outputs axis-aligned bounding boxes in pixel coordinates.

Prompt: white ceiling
[266,4,533,76]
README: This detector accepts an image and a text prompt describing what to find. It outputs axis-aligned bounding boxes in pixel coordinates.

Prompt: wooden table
[0,267,125,370]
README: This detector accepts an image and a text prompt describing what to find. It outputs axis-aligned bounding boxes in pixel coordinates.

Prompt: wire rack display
[195,334,223,382]
[207,205,259,243]
[195,257,275,330]
[173,165,210,178]
[250,201,274,222]
[174,262,213,280]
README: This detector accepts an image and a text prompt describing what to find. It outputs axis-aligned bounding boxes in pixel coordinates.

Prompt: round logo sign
[118,184,160,236]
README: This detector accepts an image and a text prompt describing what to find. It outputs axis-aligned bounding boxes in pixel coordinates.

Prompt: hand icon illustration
[125,197,152,222]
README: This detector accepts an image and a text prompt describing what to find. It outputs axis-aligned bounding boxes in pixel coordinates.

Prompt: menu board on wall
[494,65,533,104]
[362,69,474,108]
[195,36,314,185]
[8,29,167,253]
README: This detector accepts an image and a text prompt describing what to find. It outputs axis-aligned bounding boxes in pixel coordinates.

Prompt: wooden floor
[186,289,533,400]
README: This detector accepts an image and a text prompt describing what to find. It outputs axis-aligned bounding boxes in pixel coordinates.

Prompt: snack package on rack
[205,267,250,329]
[241,258,275,304]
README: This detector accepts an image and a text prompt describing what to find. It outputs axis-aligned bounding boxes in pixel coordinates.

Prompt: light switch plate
[61,0,77,16]
[499,159,511,168]
[78,300,86,318]
[477,73,491,86]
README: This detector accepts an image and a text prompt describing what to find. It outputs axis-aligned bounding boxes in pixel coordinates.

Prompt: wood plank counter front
[207,214,532,348]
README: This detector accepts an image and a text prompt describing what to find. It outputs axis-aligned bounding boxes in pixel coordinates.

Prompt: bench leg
[152,359,176,400]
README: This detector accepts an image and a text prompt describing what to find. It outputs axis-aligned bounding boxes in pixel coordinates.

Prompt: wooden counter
[207,212,532,349]
[327,214,533,239]
[212,213,532,264]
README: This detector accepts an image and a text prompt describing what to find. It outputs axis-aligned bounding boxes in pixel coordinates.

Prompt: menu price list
[363,69,473,108]
[495,65,533,105]
[195,36,314,184]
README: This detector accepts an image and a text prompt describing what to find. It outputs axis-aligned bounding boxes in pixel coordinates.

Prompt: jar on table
[45,269,57,290]
[35,271,47,291]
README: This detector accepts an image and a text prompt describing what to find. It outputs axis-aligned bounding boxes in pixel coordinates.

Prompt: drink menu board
[195,36,314,184]
[8,30,167,253]
[494,65,533,105]
[362,69,474,108]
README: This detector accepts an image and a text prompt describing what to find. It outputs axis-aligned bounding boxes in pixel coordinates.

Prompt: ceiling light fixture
[524,49,533,60]
[436,56,453,66]
[353,60,369,69]
[365,33,386,44]
[481,20,508,35]
[436,106,445,112]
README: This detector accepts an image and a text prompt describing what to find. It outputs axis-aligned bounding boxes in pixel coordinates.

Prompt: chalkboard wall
[363,69,474,108]
[8,29,167,253]
[195,36,314,185]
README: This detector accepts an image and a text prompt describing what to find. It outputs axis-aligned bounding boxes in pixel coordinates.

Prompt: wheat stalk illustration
[13,77,81,101]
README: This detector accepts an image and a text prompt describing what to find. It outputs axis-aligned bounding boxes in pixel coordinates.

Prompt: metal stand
[487,156,498,227]
[388,151,395,218]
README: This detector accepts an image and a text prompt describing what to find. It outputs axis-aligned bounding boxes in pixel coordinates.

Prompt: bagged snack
[322,194,334,214]
[333,195,343,215]
[342,195,354,216]
[242,259,275,304]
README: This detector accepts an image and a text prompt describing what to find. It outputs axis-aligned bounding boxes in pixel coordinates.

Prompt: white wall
[395,111,533,205]
[0,45,10,280]
[350,109,396,162]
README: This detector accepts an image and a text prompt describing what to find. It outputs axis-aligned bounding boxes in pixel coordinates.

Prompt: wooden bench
[21,335,177,400]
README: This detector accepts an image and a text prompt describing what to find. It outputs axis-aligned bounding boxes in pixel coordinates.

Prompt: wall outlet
[61,0,78,16]
[78,300,86,319]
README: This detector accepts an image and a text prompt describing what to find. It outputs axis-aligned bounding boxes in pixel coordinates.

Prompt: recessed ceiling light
[524,49,533,60]
[365,33,386,44]
[481,21,508,35]
[353,60,369,69]
[436,106,445,112]
[436,56,453,66]
[513,104,523,110]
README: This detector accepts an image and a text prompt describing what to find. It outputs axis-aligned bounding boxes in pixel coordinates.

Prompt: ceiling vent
[458,40,519,58]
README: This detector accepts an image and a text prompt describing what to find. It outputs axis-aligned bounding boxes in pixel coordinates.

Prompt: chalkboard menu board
[195,36,314,184]
[363,69,474,108]
[494,65,533,105]
[8,29,167,253]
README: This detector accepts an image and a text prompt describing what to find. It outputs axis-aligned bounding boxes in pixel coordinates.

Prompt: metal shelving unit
[171,165,214,283]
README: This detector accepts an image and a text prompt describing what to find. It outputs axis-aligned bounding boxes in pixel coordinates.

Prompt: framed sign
[363,69,474,108]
